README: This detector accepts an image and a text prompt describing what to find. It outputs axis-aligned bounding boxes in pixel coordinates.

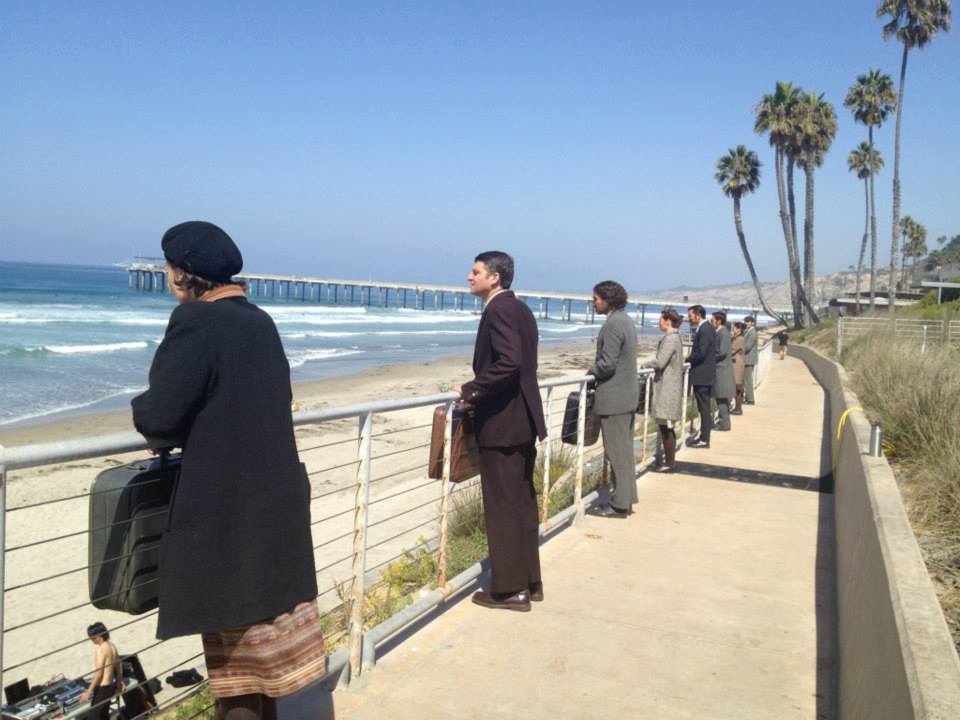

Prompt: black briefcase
[561,390,601,446]
[637,377,650,413]
[88,454,179,614]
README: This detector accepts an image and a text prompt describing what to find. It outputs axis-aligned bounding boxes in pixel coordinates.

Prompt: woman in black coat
[132,222,323,720]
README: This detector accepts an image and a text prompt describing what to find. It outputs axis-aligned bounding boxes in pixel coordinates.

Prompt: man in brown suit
[458,251,547,612]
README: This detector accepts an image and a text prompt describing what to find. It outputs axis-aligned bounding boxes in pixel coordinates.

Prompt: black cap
[161,221,243,282]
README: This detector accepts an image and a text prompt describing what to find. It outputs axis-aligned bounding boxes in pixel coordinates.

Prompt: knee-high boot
[660,426,677,469]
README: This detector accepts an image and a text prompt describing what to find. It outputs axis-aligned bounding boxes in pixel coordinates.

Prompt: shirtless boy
[81,622,124,719]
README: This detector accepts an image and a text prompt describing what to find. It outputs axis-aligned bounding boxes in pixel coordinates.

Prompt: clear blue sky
[2,1,957,292]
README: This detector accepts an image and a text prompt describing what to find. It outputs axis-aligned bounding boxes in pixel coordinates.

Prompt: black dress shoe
[472,590,531,612]
[653,463,675,473]
[688,440,710,449]
[730,409,743,416]
[594,504,629,519]
[529,582,544,602]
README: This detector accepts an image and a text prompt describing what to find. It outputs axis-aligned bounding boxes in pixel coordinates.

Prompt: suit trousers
[478,443,542,595]
[744,365,756,403]
[716,397,731,430]
[693,384,713,444]
[599,413,638,510]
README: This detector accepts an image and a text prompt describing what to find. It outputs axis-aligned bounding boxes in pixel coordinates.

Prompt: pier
[123,262,791,323]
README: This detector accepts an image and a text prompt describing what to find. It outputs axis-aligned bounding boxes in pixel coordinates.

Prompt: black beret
[161,221,243,282]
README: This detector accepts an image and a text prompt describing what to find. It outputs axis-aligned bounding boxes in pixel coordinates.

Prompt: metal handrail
[0,361,713,697]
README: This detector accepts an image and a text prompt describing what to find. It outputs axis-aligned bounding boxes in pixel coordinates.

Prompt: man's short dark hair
[744,315,756,324]
[712,310,727,325]
[87,622,109,641]
[592,281,628,310]
[474,251,514,289]
[687,304,706,319]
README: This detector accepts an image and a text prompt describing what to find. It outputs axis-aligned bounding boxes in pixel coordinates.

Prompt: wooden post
[574,379,587,523]
[437,402,454,590]
[540,387,554,525]
[348,412,373,683]
[640,373,652,465]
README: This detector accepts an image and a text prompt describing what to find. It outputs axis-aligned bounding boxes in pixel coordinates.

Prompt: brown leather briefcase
[428,404,481,482]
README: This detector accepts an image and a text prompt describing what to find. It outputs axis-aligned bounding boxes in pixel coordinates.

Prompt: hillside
[650,268,886,309]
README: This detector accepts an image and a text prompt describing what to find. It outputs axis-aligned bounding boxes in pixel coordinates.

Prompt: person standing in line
[743,315,758,405]
[81,622,124,720]
[711,311,735,432]
[685,305,716,449]
[730,322,746,415]
[777,328,789,359]
[587,281,639,518]
[644,309,685,472]
[132,222,324,720]
[457,251,547,612]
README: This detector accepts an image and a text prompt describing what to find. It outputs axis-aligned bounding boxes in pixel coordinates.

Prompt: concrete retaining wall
[790,345,960,719]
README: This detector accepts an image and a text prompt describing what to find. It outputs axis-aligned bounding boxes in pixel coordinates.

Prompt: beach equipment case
[88,454,179,614]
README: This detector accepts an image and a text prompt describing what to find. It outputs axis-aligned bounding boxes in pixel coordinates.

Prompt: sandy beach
[1,339,653,703]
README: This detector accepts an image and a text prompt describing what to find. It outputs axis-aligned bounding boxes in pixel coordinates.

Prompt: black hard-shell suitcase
[88,454,179,614]
[561,390,601,446]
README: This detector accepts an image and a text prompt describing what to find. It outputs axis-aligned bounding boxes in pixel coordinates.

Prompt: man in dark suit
[686,304,716,449]
[458,251,547,612]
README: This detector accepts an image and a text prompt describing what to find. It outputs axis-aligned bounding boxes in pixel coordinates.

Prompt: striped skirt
[201,600,326,698]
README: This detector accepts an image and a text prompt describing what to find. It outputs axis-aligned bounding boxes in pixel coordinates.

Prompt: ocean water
[0,261,603,427]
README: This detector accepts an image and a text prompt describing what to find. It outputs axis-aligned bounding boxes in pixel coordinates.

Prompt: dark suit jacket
[132,297,317,639]
[687,320,717,387]
[462,291,547,447]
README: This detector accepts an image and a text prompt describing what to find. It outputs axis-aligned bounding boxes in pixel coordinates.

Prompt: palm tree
[907,219,928,284]
[848,143,884,313]
[755,82,817,326]
[878,0,952,316]
[844,69,896,310]
[795,92,837,322]
[715,146,786,324]
[898,215,916,287]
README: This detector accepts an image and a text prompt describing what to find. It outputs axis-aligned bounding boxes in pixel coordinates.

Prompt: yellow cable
[832,405,863,474]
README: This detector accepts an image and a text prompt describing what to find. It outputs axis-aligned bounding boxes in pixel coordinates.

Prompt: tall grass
[845,333,960,540]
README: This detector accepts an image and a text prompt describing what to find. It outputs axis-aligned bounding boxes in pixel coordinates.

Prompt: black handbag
[88,453,179,614]
[561,390,601,446]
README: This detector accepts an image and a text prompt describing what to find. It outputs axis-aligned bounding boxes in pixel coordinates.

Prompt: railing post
[437,401,454,590]
[574,379,587,523]
[348,412,373,684]
[680,366,690,446]
[0,464,6,691]
[837,316,843,360]
[540,387,554,526]
[921,324,928,354]
[640,373,651,465]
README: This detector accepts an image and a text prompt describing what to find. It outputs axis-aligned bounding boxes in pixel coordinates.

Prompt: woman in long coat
[643,309,685,472]
[730,322,746,414]
[132,222,323,720]
[711,311,736,432]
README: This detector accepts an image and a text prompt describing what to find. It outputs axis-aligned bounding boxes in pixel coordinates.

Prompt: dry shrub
[845,332,960,540]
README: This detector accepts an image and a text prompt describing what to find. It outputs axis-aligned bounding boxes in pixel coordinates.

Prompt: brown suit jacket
[462,291,547,447]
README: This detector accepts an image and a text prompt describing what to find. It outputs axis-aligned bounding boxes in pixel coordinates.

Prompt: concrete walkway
[330,356,836,719]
